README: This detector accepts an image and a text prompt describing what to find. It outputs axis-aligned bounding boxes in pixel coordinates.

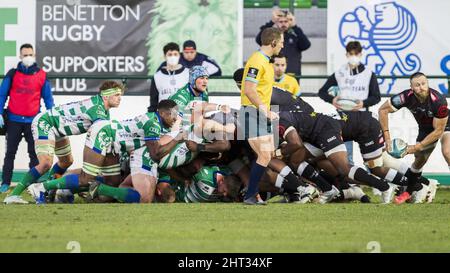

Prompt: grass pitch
[1,189,450,253]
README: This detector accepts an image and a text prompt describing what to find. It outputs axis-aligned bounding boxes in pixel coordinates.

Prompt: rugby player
[4,81,123,204]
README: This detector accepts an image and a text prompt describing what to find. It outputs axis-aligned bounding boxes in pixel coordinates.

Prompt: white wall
[1,95,449,174]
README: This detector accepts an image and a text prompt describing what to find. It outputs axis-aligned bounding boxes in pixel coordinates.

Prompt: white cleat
[342,185,365,201]
[318,185,340,204]
[3,195,29,204]
[381,183,397,204]
[28,183,45,202]
[372,187,382,197]
[291,185,319,204]
[425,179,439,203]
[411,184,429,204]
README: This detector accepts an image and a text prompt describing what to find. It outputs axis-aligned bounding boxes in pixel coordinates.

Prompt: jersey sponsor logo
[438,105,449,118]
[60,116,84,124]
[97,131,112,150]
[143,150,151,161]
[246,67,259,79]
[364,141,374,147]
[149,126,160,135]
[38,120,51,132]
[117,131,137,139]
[174,98,186,105]
[96,109,107,117]
[197,181,216,195]
[327,136,337,143]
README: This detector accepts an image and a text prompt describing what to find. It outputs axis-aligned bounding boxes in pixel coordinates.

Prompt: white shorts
[130,146,158,177]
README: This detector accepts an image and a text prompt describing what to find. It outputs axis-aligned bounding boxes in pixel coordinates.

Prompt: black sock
[405,169,423,193]
[318,170,336,184]
[282,173,305,193]
[391,172,408,187]
[339,177,351,190]
[350,166,389,192]
[297,163,332,192]
[419,176,430,186]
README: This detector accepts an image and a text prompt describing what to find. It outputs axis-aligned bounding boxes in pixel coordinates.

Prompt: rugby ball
[327,86,340,97]
[336,99,358,111]
[388,138,408,159]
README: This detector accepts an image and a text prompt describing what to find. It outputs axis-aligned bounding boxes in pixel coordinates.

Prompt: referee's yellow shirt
[274,74,300,97]
[240,50,274,109]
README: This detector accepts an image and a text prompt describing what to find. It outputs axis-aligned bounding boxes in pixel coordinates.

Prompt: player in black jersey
[278,109,397,203]
[379,72,447,204]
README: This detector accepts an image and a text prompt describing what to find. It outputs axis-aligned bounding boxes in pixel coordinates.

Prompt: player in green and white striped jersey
[85,100,183,203]
[169,66,234,139]
[30,100,183,204]
[158,165,241,203]
[4,81,123,204]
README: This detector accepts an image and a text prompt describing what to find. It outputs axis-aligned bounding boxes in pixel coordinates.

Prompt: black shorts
[311,117,346,156]
[237,106,273,140]
[416,127,446,152]
[354,118,385,159]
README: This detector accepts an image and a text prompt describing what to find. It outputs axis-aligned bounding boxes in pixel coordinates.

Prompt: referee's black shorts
[237,106,273,140]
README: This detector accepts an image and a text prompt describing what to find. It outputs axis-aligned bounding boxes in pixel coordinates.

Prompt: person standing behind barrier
[0,44,54,193]
[148,42,189,112]
[256,9,310,75]
[240,27,284,205]
[318,41,381,165]
[272,53,300,96]
[180,40,222,77]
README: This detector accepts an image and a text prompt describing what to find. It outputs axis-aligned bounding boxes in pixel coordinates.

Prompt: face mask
[166,55,180,66]
[347,55,361,66]
[22,56,35,67]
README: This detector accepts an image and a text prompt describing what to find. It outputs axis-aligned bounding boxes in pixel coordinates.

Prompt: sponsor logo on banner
[338,2,421,94]
[0,0,36,74]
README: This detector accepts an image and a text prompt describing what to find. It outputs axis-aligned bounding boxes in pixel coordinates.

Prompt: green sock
[46,168,56,180]
[98,184,128,202]
[43,174,79,191]
[97,184,140,203]
[43,176,68,191]
[10,169,41,196]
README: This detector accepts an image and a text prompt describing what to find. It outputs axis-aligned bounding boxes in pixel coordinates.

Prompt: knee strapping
[101,164,121,177]
[55,143,72,157]
[35,143,55,157]
[82,162,102,177]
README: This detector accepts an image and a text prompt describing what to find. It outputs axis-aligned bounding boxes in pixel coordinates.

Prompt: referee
[239,27,284,205]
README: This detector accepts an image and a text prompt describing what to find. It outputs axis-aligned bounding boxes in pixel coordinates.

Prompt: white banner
[327,0,450,95]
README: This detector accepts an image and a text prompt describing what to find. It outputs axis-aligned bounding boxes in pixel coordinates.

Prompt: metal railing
[1,74,449,97]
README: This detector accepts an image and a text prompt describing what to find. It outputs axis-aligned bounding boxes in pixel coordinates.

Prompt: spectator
[0,43,54,193]
[148,42,189,112]
[256,9,310,75]
[318,41,381,164]
[181,40,222,76]
[272,53,300,96]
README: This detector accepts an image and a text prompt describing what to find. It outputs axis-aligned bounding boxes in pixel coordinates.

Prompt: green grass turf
[1,189,450,253]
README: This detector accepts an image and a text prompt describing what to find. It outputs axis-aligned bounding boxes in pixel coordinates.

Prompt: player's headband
[101,87,122,96]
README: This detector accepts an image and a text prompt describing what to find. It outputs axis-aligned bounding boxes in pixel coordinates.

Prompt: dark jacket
[256,21,311,75]
[158,52,222,76]
[0,62,54,123]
